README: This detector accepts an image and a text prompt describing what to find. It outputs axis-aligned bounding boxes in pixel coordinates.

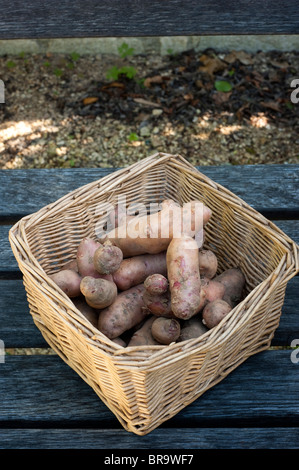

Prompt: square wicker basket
[9,153,298,435]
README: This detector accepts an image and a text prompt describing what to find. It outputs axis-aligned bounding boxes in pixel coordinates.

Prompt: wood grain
[1,165,299,218]
[0,0,298,39]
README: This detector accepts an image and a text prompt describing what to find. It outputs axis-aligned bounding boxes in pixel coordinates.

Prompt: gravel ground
[0,48,298,170]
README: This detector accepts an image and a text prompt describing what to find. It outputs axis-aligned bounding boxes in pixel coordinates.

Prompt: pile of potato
[49,199,245,348]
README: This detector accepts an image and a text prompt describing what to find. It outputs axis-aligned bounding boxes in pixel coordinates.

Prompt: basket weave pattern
[9,153,298,435]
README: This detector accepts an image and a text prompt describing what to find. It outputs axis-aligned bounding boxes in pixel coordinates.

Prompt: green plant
[118,42,135,59]
[214,80,233,92]
[6,60,16,68]
[106,65,137,81]
[128,132,139,142]
[70,52,80,62]
[54,68,63,77]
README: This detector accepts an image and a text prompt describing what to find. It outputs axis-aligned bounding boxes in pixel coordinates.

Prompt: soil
[0,47,298,170]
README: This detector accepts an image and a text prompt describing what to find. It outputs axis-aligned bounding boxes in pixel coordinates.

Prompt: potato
[178,317,208,342]
[97,284,149,339]
[142,290,175,318]
[76,237,102,277]
[127,316,160,347]
[197,277,226,311]
[61,258,79,272]
[112,337,127,347]
[112,251,167,291]
[80,276,118,309]
[76,237,114,281]
[49,269,81,298]
[198,250,218,279]
[103,199,212,257]
[214,268,245,307]
[151,317,181,345]
[93,241,123,275]
[72,297,99,328]
[167,235,202,320]
[202,299,232,329]
[144,273,168,294]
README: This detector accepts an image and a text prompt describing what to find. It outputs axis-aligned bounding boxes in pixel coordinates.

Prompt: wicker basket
[9,153,299,435]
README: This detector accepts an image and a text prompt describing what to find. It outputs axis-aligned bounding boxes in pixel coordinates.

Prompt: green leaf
[70,52,80,62]
[128,132,139,142]
[6,60,16,68]
[106,66,121,81]
[54,68,63,77]
[118,42,135,59]
[120,66,137,79]
[214,80,233,92]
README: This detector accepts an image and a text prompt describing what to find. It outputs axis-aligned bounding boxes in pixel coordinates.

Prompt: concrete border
[0,35,298,56]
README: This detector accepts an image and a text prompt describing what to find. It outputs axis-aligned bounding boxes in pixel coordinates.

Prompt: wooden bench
[1,165,298,450]
[0,0,299,452]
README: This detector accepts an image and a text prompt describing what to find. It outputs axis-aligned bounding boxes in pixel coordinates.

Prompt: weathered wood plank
[1,165,299,218]
[0,351,298,426]
[0,427,298,449]
[0,280,47,348]
[0,0,298,39]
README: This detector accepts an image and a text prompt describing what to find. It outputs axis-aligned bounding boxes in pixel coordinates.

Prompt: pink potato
[80,276,118,309]
[214,268,246,307]
[197,277,226,311]
[61,258,79,272]
[198,250,218,279]
[97,284,149,339]
[103,199,212,257]
[49,269,82,298]
[72,297,99,328]
[142,289,175,318]
[167,235,202,320]
[93,241,123,275]
[178,317,208,342]
[151,317,181,345]
[144,274,169,295]
[112,251,167,291]
[76,237,114,281]
[127,316,160,347]
[112,337,127,347]
[202,299,232,329]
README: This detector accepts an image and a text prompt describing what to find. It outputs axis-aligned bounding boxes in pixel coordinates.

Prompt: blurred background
[0,35,298,170]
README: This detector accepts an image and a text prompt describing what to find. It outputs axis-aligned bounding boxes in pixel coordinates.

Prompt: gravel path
[0,48,298,170]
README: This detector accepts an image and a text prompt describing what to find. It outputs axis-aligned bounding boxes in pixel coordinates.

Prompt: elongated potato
[112,251,167,291]
[167,235,202,320]
[97,284,149,339]
[103,199,212,257]
[127,316,160,347]
[214,268,245,307]
[49,269,82,298]
[80,276,118,309]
